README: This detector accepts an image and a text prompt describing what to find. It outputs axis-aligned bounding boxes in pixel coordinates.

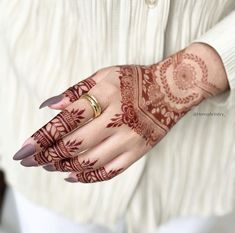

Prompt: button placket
[145,0,158,8]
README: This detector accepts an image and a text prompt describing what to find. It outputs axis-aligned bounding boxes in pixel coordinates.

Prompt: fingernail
[43,164,56,172]
[39,94,64,109]
[20,156,38,167]
[64,177,77,183]
[13,144,36,160]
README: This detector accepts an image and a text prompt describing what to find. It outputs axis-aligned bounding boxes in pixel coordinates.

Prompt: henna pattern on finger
[32,74,96,150]
[64,76,96,103]
[106,50,221,146]
[54,158,98,172]
[34,139,83,165]
[32,108,85,149]
[75,167,123,183]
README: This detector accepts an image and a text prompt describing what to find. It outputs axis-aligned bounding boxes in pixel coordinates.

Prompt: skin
[13,43,229,183]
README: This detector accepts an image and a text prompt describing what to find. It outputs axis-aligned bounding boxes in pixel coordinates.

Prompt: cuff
[193,11,235,108]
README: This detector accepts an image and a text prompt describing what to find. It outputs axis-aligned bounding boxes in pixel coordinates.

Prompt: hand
[13,43,228,183]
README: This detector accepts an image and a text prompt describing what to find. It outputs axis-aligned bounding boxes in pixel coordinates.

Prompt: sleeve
[193,11,235,108]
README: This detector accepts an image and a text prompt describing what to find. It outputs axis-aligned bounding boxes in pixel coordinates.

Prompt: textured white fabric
[0,1,235,233]
[194,11,235,108]
[1,187,120,233]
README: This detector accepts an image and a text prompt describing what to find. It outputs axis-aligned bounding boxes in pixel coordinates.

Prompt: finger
[43,132,129,172]
[14,100,90,159]
[20,106,117,166]
[64,149,141,183]
[39,67,114,110]
[13,67,119,161]
[40,76,96,110]
[14,84,109,161]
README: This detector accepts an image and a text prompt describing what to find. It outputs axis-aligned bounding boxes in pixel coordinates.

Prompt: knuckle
[92,81,119,98]
[95,66,116,82]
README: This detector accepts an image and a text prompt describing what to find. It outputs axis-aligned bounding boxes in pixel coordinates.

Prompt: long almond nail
[64,177,77,183]
[13,144,35,160]
[20,156,38,167]
[39,94,63,109]
[43,164,56,172]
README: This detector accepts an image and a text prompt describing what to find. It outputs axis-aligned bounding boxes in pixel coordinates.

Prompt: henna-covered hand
[13,43,228,183]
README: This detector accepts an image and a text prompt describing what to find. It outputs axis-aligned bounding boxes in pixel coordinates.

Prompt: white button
[145,0,158,8]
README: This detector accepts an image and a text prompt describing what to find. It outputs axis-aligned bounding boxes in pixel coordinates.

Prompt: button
[145,0,158,8]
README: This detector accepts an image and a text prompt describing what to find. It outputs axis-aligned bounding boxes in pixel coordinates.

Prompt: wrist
[150,43,229,113]
[186,42,229,95]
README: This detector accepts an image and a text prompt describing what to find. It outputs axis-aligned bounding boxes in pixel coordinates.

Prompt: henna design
[158,52,220,104]
[76,167,123,183]
[173,63,196,90]
[107,66,171,145]
[64,76,96,103]
[34,139,83,165]
[107,50,221,146]
[106,113,123,128]
[32,74,96,150]
[54,158,98,172]
[32,108,85,149]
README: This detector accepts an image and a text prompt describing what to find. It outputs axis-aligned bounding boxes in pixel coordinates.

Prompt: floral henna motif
[64,76,96,103]
[54,158,98,172]
[76,167,123,183]
[106,114,123,128]
[173,63,196,90]
[34,139,83,165]
[32,108,85,149]
[107,50,221,146]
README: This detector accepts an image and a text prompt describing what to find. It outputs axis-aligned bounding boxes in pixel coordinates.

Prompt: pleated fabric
[0,0,235,232]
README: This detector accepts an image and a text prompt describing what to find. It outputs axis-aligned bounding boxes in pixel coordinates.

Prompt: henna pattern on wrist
[32,108,85,149]
[75,167,123,183]
[107,50,221,146]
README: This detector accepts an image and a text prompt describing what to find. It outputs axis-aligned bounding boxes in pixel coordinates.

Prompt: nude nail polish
[13,144,36,160]
[64,177,77,183]
[39,94,63,109]
[43,164,56,172]
[20,156,38,167]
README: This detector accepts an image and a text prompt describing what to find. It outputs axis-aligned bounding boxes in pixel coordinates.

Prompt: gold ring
[80,93,102,118]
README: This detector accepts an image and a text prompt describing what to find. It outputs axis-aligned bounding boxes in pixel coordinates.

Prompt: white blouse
[0,0,235,232]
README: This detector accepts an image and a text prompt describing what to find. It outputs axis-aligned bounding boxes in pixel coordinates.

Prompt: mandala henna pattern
[34,139,83,165]
[32,108,85,149]
[54,158,98,172]
[76,167,123,183]
[107,50,221,146]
